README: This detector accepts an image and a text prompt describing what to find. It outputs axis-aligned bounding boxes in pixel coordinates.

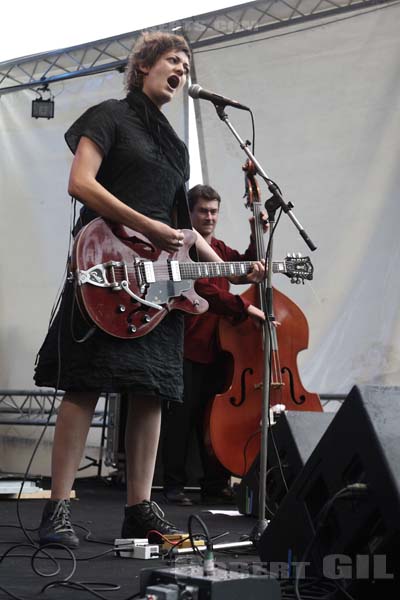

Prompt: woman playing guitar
[34,31,264,548]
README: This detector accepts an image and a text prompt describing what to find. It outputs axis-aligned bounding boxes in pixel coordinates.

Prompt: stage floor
[1,477,397,599]
[0,477,264,599]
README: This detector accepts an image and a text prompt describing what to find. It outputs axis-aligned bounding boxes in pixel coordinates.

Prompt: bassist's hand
[246,304,266,326]
[249,212,269,238]
[246,305,281,329]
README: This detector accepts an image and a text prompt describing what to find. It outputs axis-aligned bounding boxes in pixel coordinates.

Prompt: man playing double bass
[162,184,267,506]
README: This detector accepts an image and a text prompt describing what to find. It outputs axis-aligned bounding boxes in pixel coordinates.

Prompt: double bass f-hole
[229,367,254,407]
[281,366,306,405]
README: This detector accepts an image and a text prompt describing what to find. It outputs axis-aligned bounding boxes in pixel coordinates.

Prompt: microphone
[188,84,250,111]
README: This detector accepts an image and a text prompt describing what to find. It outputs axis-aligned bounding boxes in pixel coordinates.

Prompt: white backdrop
[1,4,400,396]
[192,4,400,394]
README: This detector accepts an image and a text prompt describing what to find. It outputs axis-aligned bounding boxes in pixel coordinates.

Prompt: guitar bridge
[76,261,126,288]
[76,260,163,312]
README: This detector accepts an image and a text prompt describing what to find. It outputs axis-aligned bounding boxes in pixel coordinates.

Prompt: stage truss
[0,0,393,95]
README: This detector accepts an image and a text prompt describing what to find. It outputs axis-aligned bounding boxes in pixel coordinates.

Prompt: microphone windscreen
[188,84,201,99]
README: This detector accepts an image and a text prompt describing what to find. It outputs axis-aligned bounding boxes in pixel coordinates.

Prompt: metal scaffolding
[0,390,105,426]
[0,390,115,476]
[0,0,390,95]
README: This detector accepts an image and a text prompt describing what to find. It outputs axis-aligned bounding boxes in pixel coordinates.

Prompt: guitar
[71,218,314,339]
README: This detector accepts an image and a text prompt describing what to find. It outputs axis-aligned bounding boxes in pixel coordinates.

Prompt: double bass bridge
[254,381,285,390]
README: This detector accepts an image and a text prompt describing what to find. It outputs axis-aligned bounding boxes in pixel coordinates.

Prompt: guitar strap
[173,185,199,262]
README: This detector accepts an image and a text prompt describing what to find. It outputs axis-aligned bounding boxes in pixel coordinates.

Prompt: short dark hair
[125,31,191,91]
[188,184,221,212]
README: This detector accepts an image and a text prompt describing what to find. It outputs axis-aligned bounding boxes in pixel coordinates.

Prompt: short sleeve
[64,99,119,156]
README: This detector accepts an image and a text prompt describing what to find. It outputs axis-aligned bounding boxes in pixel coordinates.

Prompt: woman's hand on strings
[247,260,265,283]
[145,221,185,253]
[228,259,265,285]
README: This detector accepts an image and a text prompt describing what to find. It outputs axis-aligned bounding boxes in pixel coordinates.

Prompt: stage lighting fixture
[32,85,54,119]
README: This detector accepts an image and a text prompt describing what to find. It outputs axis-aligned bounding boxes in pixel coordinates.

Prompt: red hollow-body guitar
[71,218,313,339]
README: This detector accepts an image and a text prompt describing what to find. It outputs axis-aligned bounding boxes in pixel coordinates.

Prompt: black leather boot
[38,499,79,548]
[121,500,184,543]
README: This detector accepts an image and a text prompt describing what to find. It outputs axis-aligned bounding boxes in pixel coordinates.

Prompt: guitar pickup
[142,261,156,284]
[168,260,181,281]
[140,260,181,284]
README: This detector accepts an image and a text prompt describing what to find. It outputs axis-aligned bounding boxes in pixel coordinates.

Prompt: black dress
[34,89,191,403]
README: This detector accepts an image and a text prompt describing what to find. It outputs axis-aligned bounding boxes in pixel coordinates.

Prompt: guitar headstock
[284,254,314,283]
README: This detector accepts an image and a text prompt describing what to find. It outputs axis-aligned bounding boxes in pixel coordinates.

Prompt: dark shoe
[121,500,184,544]
[201,486,237,506]
[38,499,79,548]
[163,489,193,506]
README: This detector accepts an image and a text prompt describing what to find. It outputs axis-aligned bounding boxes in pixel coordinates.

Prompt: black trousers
[162,358,230,492]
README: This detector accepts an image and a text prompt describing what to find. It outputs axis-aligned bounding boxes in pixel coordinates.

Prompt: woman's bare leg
[50,391,99,499]
[124,394,162,506]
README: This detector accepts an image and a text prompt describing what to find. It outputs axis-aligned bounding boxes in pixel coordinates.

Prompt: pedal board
[161,533,205,551]
[114,538,159,559]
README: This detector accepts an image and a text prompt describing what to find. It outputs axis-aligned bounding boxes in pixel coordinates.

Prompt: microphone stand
[213,104,317,542]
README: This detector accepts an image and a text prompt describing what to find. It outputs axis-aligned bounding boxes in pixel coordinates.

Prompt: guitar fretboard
[179,261,285,280]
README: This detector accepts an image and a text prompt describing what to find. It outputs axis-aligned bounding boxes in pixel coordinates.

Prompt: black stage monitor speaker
[236,411,334,516]
[258,385,400,595]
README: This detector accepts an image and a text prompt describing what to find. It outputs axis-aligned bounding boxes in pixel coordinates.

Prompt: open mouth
[167,75,180,90]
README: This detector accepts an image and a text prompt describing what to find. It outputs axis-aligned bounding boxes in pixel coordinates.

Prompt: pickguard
[145,280,193,305]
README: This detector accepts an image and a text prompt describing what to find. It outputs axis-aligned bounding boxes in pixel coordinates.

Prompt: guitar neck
[179,260,286,280]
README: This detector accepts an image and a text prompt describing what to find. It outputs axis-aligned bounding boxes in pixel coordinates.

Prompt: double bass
[205,162,322,477]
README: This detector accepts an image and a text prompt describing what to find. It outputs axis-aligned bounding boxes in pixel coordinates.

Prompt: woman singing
[34,31,263,547]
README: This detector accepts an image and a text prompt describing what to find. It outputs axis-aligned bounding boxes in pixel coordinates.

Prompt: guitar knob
[128,324,137,333]
[117,304,126,313]
[142,314,151,324]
